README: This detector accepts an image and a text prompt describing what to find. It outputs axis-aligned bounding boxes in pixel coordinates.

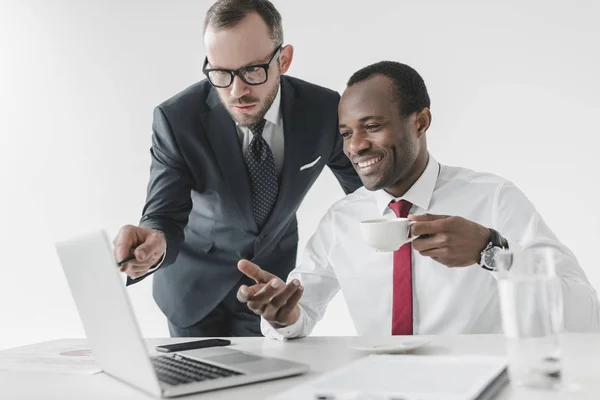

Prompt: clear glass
[495,247,563,390]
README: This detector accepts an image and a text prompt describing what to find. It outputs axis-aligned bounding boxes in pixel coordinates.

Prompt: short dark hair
[347,61,431,116]
[204,0,283,46]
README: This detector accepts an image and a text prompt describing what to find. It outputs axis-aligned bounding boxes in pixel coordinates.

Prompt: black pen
[117,254,137,267]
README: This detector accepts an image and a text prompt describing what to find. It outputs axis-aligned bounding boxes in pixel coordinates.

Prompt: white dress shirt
[235,86,284,176]
[145,86,285,275]
[262,154,600,339]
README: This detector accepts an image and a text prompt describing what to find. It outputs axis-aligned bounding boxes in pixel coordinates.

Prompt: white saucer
[349,336,431,354]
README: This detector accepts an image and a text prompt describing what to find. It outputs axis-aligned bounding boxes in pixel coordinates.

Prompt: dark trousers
[167,277,262,337]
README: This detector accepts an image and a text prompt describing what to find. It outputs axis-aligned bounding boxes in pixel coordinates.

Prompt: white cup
[360,217,418,252]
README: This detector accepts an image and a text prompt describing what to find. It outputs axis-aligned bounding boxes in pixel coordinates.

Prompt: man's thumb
[134,243,154,261]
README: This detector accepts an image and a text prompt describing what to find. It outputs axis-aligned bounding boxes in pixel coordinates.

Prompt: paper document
[270,354,508,400]
[0,339,101,375]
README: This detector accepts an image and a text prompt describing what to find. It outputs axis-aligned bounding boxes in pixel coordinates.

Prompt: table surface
[2,334,600,399]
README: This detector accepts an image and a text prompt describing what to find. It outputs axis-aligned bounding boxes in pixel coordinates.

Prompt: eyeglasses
[202,45,282,88]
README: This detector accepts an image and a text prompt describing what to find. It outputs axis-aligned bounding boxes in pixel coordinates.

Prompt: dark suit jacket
[129,75,361,328]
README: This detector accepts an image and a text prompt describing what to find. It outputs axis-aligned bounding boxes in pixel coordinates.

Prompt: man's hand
[236,260,303,328]
[408,214,490,268]
[113,225,166,279]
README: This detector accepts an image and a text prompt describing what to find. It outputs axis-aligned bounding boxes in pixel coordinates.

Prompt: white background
[1,0,599,350]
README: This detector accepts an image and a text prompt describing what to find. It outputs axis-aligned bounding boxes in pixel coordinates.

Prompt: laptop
[55,229,309,398]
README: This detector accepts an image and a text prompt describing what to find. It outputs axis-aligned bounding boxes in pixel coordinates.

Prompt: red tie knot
[389,199,412,218]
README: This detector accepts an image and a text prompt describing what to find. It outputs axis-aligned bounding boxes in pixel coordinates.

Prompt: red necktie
[388,200,413,335]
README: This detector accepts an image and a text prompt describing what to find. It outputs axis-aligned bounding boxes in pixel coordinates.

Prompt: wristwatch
[479,228,507,271]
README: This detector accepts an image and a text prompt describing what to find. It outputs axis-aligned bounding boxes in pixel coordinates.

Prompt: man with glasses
[112,0,361,337]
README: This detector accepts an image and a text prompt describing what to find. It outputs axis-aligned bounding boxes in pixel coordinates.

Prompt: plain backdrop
[1,0,599,350]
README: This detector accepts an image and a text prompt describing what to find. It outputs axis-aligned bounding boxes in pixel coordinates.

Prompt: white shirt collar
[374,154,439,215]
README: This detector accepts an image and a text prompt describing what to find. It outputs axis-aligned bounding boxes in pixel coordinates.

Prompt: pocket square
[300,156,322,171]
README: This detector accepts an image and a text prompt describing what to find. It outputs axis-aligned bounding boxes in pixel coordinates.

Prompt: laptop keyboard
[151,354,243,386]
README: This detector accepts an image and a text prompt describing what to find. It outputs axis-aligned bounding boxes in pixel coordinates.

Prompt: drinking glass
[495,247,563,390]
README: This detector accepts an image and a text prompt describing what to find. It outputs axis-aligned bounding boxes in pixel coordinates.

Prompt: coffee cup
[360,217,418,252]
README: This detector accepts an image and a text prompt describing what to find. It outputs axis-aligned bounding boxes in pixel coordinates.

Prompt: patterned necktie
[244,118,279,229]
[388,200,414,335]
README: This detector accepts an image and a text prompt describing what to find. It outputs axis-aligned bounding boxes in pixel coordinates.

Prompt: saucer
[349,336,431,354]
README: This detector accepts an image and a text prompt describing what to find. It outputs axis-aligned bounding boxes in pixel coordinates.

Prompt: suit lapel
[260,77,303,235]
[202,89,257,231]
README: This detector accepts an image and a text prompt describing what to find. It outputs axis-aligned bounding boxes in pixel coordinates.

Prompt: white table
[2,334,600,399]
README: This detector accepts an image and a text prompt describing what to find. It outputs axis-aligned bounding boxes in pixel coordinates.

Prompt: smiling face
[338,74,428,194]
[203,12,293,126]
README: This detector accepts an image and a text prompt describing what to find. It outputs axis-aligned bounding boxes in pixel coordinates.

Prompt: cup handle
[407,221,419,242]
[405,236,418,244]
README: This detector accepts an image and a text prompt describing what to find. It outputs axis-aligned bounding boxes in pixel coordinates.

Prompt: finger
[246,279,285,302]
[127,269,150,279]
[418,247,451,259]
[134,233,165,262]
[124,262,155,274]
[264,280,302,316]
[247,300,268,315]
[237,284,265,302]
[410,219,448,237]
[126,251,163,269]
[407,213,449,222]
[122,265,148,278]
[113,225,136,261]
[271,280,302,306]
[237,259,275,284]
[240,285,273,314]
[119,258,148,273]
[122,250,162,274]
[412,234,449,252]
[275,286,304,322]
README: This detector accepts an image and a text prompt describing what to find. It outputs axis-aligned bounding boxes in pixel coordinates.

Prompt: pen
[117,254,137,267]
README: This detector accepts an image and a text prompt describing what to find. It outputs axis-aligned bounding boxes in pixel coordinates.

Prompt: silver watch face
[482,246,499,269]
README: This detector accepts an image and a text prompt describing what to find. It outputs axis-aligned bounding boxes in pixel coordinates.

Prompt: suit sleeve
[127,106,194,285]
[326,94,362,195]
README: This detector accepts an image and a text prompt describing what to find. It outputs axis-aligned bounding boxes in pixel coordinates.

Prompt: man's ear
[416,108,432,137]
[278,44,294,74]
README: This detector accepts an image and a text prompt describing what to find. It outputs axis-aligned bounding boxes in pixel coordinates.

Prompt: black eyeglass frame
[202,45,282,88]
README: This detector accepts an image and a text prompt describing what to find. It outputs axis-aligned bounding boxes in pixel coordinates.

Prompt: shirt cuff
[260,307,306,340]
[144,248,166,275]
